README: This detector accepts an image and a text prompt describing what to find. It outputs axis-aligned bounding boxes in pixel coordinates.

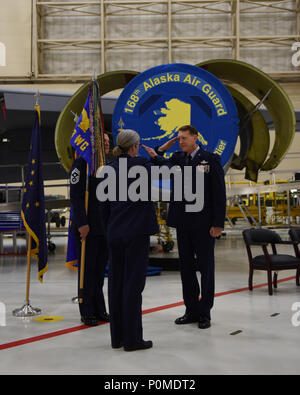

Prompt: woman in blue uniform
[100,129,158,351]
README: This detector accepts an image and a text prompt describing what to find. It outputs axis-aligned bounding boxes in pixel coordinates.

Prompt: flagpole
[70,78,104,305]
[12,233,41,317]
[25,235,32,303]
[12,99,44,318]
[78,163,89,304]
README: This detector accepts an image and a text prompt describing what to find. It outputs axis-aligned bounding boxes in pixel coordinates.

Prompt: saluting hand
[78,225,90,241]
[141,145,157,158]
[158,136,179,152]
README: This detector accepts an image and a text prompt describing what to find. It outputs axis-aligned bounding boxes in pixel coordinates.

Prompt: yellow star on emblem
[35,202,39,207]
[29,181,33,186]
[31,170,35,175]
[32,159,36,164]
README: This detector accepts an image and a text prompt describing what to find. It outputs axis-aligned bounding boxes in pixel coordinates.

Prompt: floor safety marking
[34,316,64,323]
[230,330,243,336]
[0,275,296,351]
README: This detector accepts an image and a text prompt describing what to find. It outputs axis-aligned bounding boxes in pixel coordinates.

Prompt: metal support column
[287,189,291,226]
[100,0,106,74]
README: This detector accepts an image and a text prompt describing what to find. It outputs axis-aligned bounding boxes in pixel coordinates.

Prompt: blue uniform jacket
[100,154,159,242]
[69,157,105,236]
[152,145,226,230]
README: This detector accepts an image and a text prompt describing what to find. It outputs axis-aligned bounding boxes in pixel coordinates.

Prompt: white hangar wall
[0,0,32,77]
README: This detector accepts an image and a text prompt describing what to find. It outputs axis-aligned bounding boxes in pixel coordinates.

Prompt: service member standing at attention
[142,125,226,329]
[99,129,159,351]
[70,132,111,326]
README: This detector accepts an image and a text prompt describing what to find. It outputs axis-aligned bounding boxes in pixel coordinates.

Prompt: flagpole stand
[12,301,41,317]
[12,235,42,317]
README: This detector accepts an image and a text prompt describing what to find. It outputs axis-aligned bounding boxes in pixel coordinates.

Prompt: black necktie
[186,154,192,165]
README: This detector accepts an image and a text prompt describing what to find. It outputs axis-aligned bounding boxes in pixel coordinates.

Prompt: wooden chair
[242,228,300,295]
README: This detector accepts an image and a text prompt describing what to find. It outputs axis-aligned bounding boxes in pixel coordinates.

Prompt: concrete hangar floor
[0,228,299,375]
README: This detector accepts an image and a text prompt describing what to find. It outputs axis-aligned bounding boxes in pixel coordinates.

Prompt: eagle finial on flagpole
[70,110,79,123]
[34,90,41,123]
[34,90,40,106]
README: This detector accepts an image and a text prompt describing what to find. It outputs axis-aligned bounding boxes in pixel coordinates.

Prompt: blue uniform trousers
[176,227,215,320]
[108,234,150,348]
[75,233,107,317]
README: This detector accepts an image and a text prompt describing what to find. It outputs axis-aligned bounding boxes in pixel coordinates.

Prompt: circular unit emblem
[112,63,239,168]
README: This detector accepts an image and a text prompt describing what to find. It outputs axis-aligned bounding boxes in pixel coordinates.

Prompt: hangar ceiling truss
[30,0,300,80]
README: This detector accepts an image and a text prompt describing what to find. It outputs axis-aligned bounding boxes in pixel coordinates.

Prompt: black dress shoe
[81,316,99,326]
[112,342,123,349]
[198,316,211,329]
[175,313,199,325]
[96,312,110,322]
[124,340,153,352]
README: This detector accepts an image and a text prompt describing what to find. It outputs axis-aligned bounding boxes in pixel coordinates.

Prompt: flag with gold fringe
[21,107,48,283]
[66,79,106,270]
[70,80,105,176]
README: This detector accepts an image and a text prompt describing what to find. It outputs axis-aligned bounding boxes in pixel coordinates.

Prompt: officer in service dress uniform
[70,133,111,326]
[99,129,159,351]
[143,125,226,329]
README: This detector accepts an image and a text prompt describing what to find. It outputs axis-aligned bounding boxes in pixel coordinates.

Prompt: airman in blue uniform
[100,129,159,351]
[143,125,226,329]
[69,133,110,326]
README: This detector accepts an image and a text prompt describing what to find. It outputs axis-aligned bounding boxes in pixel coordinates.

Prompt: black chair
[242,228,300,295]
[289,227,300,264]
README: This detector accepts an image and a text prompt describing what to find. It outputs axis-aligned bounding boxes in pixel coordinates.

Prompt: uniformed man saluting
[70,133,111,326]
[143,125,226,329]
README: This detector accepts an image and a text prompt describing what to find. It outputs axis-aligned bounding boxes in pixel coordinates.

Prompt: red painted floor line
[0,275,296,351]
[0,325,89,351]
[142,275,296,314]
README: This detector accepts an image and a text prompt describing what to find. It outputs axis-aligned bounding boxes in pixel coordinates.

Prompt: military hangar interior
[0,0,300,375]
